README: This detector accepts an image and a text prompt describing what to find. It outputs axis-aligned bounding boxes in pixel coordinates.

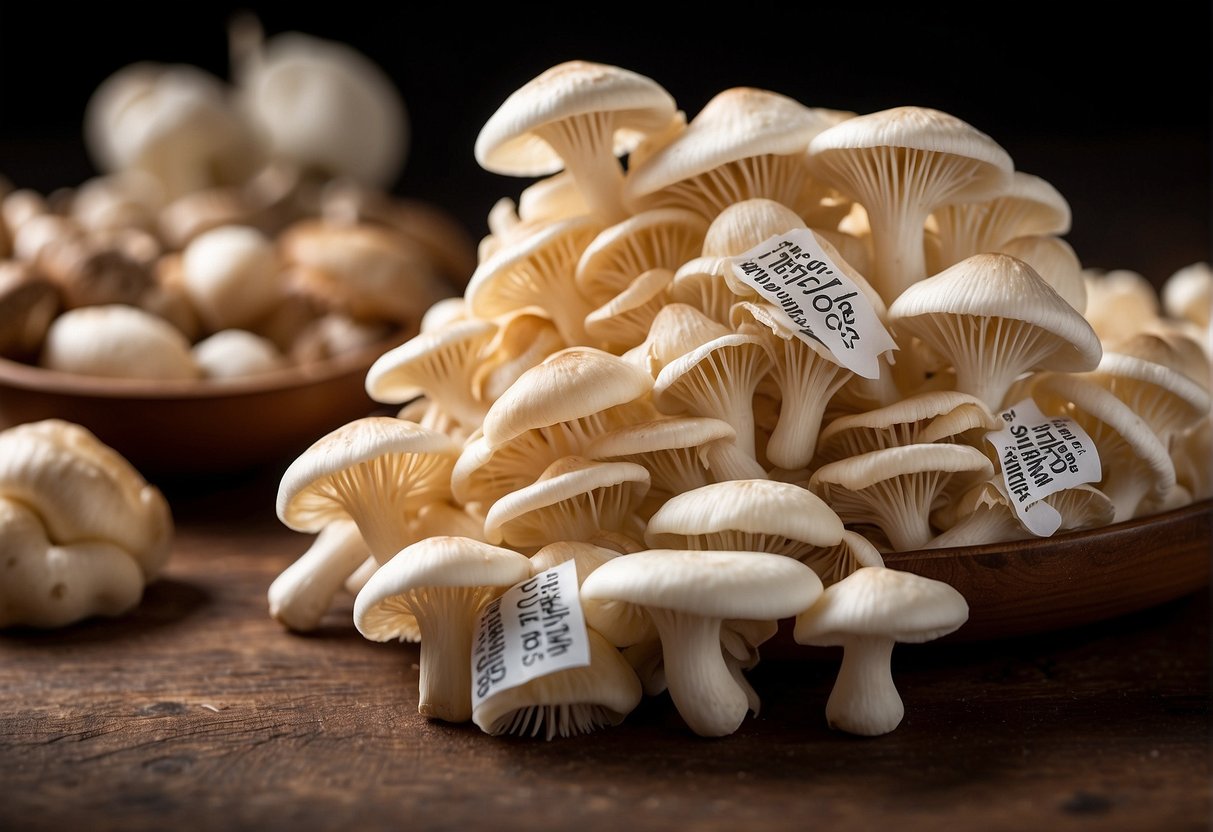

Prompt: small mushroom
[794,566,969,736]
[276,416,461,566]
[580,548,823,737]
[40,304,200,381]
[0,261,61,361]
[475,60,677,223]
[192,329,289,380]
[180,224,284,332]
[353,535,532,723]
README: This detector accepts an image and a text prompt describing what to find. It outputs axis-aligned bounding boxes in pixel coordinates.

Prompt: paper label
[470,559,591,710]
[728,229,897,379]
[986,399,1102,536]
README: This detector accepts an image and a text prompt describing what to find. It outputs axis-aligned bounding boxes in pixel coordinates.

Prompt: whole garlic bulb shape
[233,20,409,190]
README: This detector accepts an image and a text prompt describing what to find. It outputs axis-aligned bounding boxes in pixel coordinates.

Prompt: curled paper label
[471,559,591,710]
[728,228,897,379]
[986,398,1103,536]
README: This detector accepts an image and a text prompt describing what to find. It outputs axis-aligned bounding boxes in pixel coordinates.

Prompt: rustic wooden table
[1,463,1209,832]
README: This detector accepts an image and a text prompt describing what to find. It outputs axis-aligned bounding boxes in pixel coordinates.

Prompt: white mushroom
[40,303,200,381]
[354,536,532,723]
[581,548,823,736]
[794,566,969,736]
[0,419,173,628]
[475,60,677,223]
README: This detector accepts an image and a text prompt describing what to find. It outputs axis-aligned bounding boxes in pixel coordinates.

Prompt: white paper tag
[470,559,591,710]
[986,398,1103,536]
[728,229,897,379]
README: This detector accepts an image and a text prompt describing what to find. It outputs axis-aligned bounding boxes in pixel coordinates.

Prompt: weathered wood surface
[1,467,1209,832]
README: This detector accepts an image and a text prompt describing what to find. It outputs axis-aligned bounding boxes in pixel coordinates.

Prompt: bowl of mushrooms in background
[0,17,477,477]
[265,61,1212,741]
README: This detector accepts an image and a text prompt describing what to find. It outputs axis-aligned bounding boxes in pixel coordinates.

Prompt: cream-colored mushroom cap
[0,497,147,629]
[928,171,1072,269]
[795,565,968,645]
[584,267,675,354]
[623,88,851,219]
[181,224,282,332]
[464,214,602,346]
[644,479,845,555]
[810,443,994,551]
[574,208,707,304]
[888,252,1102,409]
[1162,262,1211,328]
[41,303,200,381]
[806,105,1014,302]
[482,456,650,548]
[353,535,532,724]
[814,390,999,465]
[364,318,499,426]
[353,535,531,642]
[475,60,676,222]
[0,419,173,579]
[995,235,1087,314]
[276,416,459,559]
[192,329,287,379]
[480,347,654,448]
[582,549,821,620]
[1085,344,1212,443]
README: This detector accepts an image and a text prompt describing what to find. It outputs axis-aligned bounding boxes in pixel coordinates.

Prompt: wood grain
[1,468,1209,832]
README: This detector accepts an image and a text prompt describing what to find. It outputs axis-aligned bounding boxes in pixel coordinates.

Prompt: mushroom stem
[268,521,369,631]
[826,634,903,736]
[535,115,628,224]
[415,590,480,723]
[648,607,750,737]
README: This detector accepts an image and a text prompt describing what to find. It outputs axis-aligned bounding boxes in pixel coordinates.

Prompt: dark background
[1,3,1209,285]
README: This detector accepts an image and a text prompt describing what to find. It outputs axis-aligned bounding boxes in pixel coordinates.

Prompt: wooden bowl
[0,333,408,480]
[882,499,1212,641]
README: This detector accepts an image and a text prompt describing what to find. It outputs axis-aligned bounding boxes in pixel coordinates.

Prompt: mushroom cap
[643,479,844,550]
[794,566,969,645]
[40,303,200,381]
[353,535,531,642]
[192,329,287,380]
[480,347,653,447]
[580,548,823,621]
[888,252,1103,373]
[0,419,173,579]
[364,317,499,405]
[475,60,676,177]
[276,416,460,532]
[702,197,808,259]
[624,87,849,202]
[810,443,994,493]
[807,105,1014,204]
[586,415,737,459]
[995,234,1087,314]
[482,456,650,547]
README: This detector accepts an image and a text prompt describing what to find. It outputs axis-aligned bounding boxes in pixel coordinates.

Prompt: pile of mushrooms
[271,60,1212,739]
[0,17,473,382]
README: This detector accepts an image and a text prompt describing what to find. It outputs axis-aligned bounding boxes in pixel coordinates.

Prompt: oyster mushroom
[354,536,532,723]
[794,565,969,736]
[475,60,677,224]
[580,548,822,737]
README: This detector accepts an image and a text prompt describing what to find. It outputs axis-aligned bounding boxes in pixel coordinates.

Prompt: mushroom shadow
[0,578,209,647]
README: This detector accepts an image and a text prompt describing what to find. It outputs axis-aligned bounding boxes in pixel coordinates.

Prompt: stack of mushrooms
[272,60,1213,740]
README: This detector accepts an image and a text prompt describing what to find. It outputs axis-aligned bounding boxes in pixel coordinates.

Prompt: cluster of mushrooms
[0,16,471,382]
[270,60,1212,739]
